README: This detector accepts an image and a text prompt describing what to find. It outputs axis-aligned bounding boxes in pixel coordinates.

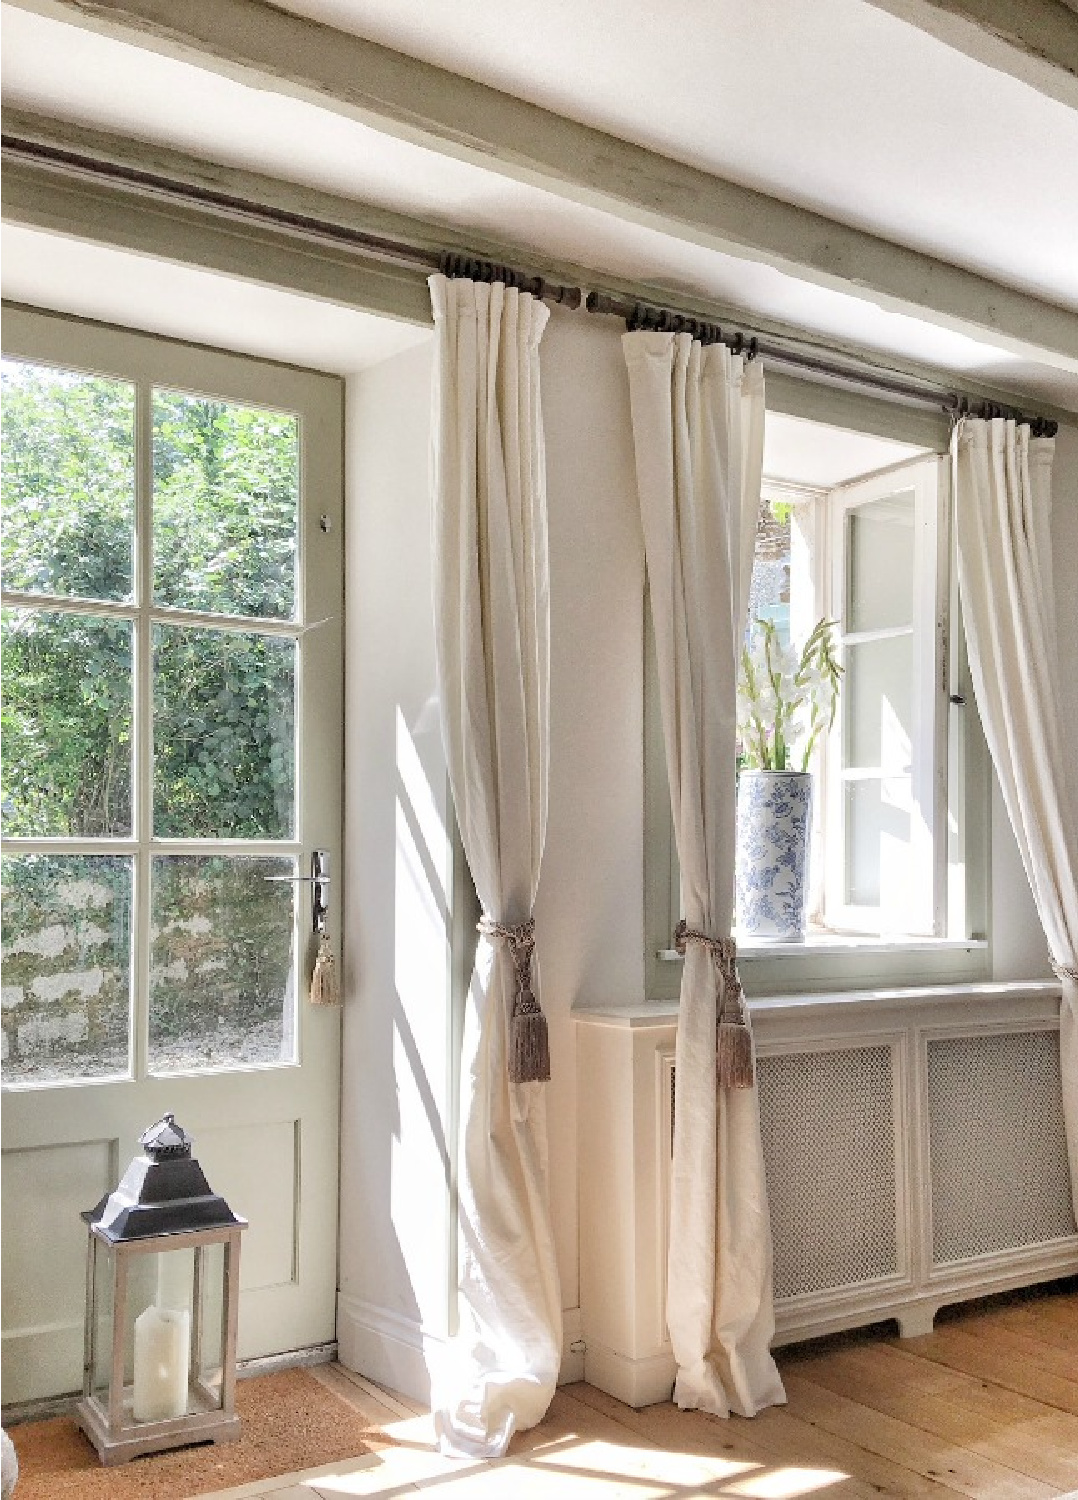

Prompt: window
[0,312,342,1085]
[645,407,989,997]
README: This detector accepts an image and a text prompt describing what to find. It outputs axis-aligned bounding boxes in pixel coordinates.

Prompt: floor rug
[9,1366,378,1500]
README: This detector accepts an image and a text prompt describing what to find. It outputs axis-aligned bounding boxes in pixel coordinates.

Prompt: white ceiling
[1,0,1076,410]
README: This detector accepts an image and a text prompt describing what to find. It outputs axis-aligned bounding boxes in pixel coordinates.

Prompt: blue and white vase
[734,770,813,941]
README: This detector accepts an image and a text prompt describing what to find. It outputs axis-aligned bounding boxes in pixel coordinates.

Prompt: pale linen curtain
[954,417,1078,1197]
[427,273,561,1459]
[622,331,785,1416]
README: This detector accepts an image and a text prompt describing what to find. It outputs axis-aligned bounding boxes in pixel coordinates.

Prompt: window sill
[574,977,1061,1030]
[657,934,988,962]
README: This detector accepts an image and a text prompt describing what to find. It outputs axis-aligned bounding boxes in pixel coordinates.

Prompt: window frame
[643,388,990,1001]
[1,302,344,1086]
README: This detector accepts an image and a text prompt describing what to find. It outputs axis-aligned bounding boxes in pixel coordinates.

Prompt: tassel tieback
[309,931,340,1006]
[478,914,551,1084]
[674,920,754,1089]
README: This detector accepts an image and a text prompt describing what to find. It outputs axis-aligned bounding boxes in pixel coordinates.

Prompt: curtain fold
[953,417,1078,1197]
[622,330,785,1416]
[428,273,561,1458]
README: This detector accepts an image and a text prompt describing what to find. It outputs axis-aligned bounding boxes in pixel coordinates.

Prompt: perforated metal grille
[757,1047,898,1299]
[927,1031,1076,1265]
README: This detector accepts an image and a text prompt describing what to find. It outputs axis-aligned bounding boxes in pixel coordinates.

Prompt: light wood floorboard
[200,1279,1078,1500]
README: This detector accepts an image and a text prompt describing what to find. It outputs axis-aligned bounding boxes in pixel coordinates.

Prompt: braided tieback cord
[478,915,551,1083]
[1052,962,1078,983]
[674,919,755,1089]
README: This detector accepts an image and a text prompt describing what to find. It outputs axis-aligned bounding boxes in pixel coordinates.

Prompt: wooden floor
[205,1281,1078,1500]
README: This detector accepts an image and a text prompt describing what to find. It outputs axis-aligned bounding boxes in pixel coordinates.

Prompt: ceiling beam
[861,0,1078,112]
[0,156,434,326]
[8,106,1078,427]
[7,0,1078,375]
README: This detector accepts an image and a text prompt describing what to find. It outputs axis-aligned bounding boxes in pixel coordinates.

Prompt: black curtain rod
[586,291,1059,438]
[1,134,1055,435]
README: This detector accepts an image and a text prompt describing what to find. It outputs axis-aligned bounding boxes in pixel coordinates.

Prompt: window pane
[844,778,912,909]
[748,499,792,646]
[152,390,299,620]
[847,491,915,632]
[1,610,133,837]
[153,625,295,838]
[1,855,132,1085]
[1,360,135,602]
[844,634,913,771]
[149,855,296,1072]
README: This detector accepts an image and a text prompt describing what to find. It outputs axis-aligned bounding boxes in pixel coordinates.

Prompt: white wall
[338,335,456,1395]
[338,310,648,1395]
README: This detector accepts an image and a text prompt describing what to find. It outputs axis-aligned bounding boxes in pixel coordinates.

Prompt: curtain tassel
[479,915,551,1083]
[675,920,755,1088]
[511,989,551,1084]
[309,931,340,1006]
[716,1016,755,1089]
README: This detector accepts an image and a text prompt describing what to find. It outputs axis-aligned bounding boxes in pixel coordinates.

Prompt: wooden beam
[6,109,1077,424]
[861,0,1078,112]
[0,157,434,326]
[7,0,1078,374]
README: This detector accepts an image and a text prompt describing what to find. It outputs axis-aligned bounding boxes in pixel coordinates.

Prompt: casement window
[646,407,990,998]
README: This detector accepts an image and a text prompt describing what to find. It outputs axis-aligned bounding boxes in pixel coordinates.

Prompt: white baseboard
[560,1306,585,1386]
[582,1337,675,1409]
[336,1295,587,1405]
[336,1293,439,1406]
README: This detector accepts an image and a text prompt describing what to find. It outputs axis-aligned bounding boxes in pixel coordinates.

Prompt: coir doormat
[10,1366,378,1500]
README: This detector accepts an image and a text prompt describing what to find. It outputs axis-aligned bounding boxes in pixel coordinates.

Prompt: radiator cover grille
[757,1046,898,1300]
[927,1031,1076,1264]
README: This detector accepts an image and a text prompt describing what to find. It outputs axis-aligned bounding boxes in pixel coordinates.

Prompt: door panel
[1,307,343,1402]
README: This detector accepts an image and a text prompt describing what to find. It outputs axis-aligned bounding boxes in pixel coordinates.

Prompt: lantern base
[75,1394,241,1466]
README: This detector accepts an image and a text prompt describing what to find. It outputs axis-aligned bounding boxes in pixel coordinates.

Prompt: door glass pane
[149,855,296,1073]
[153,625,295,838]
[1,610,133,837]
[152,391,299,620]
[844,634,913,771]
[0,855,132,1085]
[846,491,915,632]
[1,359,135,602]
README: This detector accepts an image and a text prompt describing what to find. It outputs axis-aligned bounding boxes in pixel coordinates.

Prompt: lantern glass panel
[194,1242,227,1410]
[90,1239,116,1403]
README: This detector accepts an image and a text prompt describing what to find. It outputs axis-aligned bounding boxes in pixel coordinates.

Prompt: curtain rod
[2,134,1056,435]
[585,292,1058,437]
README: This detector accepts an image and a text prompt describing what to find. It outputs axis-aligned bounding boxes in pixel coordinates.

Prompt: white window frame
[644,402,990,1001]
[821,454,949,937]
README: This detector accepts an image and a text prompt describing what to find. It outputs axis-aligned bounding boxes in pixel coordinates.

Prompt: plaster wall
[338,335,455,1392]
[338,312,648,1392]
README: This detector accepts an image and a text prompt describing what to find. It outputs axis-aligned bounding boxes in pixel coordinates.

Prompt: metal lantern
[76,1114,248,1465]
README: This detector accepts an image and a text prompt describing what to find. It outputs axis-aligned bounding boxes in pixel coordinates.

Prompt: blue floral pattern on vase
[735,771,813,941]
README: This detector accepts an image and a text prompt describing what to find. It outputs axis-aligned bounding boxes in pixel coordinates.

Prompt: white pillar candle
[132,1304,190,1421]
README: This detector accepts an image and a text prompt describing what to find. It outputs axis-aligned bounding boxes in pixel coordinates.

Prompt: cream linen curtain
[622,331,785,1416]
[427,273,561,1458]
[954,417,1078,1196]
